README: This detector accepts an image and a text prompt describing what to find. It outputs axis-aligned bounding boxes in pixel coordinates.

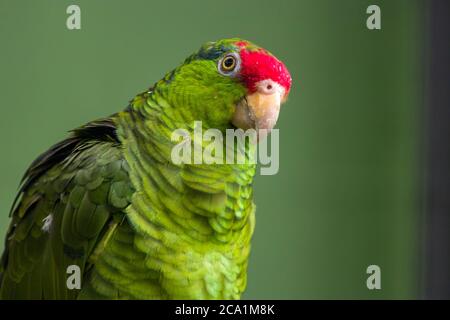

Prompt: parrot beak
[232,79,286,140]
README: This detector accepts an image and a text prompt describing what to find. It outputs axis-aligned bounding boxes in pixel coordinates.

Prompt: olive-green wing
[0,119,134,299]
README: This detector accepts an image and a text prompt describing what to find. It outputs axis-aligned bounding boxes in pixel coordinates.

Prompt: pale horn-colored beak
[232,79,285,140]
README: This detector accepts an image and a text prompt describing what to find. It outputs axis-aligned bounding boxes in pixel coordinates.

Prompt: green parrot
[0,38,291,299]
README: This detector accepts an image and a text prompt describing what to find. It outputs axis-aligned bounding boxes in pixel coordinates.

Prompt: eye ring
[218,53,240,76]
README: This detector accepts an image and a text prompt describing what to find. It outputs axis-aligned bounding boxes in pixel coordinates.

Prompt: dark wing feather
[0,117,134,299]
[10,118,119,216]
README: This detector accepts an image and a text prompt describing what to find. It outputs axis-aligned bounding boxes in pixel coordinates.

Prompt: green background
[0,0,424,298]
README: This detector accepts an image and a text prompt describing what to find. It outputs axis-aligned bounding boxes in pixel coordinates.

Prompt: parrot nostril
[255,79,279,95]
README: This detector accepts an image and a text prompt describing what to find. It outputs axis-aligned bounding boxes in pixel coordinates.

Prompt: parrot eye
[222,56,236,70]
[218,53,240,76]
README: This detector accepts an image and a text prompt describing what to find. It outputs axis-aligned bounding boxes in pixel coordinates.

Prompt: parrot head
[160,38,292,136]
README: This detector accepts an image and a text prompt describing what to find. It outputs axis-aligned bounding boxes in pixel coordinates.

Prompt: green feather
[0,38,266,299]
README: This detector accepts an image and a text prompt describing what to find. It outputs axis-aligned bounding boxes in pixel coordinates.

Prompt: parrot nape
[0,38,292,299]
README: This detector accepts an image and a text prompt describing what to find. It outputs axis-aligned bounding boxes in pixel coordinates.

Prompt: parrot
[0,38,292,299]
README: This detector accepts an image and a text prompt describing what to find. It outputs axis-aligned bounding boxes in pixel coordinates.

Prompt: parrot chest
[162,245,247,299]
[111,121,257,299]
[85,196,255,299]
[128,203,255,300]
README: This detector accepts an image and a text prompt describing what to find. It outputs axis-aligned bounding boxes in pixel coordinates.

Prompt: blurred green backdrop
[0,0,424,298]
